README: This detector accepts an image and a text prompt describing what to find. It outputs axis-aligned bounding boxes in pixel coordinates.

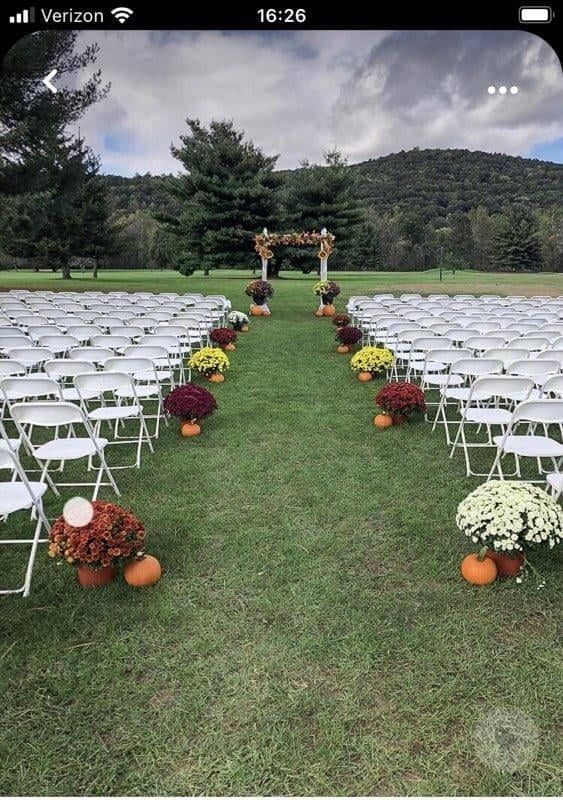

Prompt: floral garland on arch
[254,230,335,261]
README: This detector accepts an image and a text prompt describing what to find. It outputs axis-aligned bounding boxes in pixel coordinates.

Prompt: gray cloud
[75,30,563,175]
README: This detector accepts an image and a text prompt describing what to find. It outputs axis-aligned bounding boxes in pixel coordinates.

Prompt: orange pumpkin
[460,552,498,585]
[314,308,324,317]
[250,305,263,316]
[373,413,393,429]
[357,371,373,382]
[124,555,162,588]
[224,342,236,351]
[322,304,336,317]
[337,344,350,354]
[208,372,225,383]
[180,421,201,437]
[241,324,249,332]
[262,310,272,317]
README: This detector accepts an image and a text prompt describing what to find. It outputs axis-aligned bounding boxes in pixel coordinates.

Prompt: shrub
[210,327,237,346]
[313,280,341,302]
[375,382,426,417]
[245,280,274,303]
[456,481,563,553]
[336,326,362,346]
[350,346,394,375]
[228,311,249,330]
[48,501,145,569]
[188,347,230,376]
[332,313,351,327]
[164,384,217,421]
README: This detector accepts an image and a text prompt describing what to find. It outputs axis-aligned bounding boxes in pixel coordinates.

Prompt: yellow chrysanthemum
[350,346,394,374]
[188,347,230,375]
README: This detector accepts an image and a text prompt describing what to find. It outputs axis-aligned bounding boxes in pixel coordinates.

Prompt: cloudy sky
[74,29,563,175]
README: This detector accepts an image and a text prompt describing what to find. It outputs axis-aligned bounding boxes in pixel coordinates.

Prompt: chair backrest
[464,335,507,352]
[425,348,473,367]
[123,345,169,360]
[65,325,103,342]
[37,335,80,352]
[0,376,62,401]
[507,337,550,351]
[467,375,535,403]
[109,326,144,339]
[537,349,563,367]
[44,359,96,380]
[90,335,132,349]
[5,347,52,365]
[0,336,32,350]
[10,400,87,428]
[104,356,158,381]
[481,348,529,369]
[74,371,135,399]
[508,359,560,378]
[68,347,113,364]
[0,359,26,378]
[510,399,563,425]
[451,358,504,378]
[542,375,563,398]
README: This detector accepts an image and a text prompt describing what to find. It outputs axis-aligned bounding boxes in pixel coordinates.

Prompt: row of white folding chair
[440,372,563,481]
[1,372,154,472]
[46,356,166,439]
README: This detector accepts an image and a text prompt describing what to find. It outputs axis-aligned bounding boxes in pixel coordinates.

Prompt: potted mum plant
[313,280,341,316]
[245,280,274,316]
[333,313,351,329]
[374,381,427,426]
[163,384,217,437]
[350,346,394,382]
[228,310,249,332]
[456,481,563,579]
[188,347,230,383]
[335,325,362,354]
[211,327,237,351]
[48,500,146,588]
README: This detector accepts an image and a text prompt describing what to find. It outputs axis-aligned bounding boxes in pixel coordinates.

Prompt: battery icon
[519,7,552,22]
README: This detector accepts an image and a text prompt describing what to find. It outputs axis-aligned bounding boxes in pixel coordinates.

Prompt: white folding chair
[488,399,563,483]
[74,372,153,469]
[44,359,96,402]
[104,357,165,438]
[10,402,120,500]
[508,359,560,388]
[450,376,535,476]
[432,358,504,443]
[0,434,50,598]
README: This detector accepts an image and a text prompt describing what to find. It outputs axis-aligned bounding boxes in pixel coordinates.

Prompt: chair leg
[22,510,47,598]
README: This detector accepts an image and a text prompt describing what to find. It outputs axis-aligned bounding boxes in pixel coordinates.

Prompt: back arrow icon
[42,69,58,94]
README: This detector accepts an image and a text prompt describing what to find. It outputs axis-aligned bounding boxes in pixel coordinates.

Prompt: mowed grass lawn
[0,269,562,796]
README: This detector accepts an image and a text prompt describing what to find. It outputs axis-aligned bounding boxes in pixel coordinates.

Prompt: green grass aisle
[0,282,561,795]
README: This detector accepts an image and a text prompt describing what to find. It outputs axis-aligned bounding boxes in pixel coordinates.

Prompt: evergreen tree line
[0,33,561,278]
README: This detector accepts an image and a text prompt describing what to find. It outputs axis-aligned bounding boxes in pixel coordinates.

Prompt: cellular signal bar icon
[9,6,34,23]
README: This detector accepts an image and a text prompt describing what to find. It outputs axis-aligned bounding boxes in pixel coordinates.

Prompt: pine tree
[281,151,362,273]
[492,206,542,272]
[0,32,110,277]
[169,119,281,275]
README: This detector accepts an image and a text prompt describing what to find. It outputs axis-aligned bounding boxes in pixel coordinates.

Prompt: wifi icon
[111,6,134,23]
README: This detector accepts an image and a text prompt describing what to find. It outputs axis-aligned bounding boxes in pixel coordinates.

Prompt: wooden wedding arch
[254,228,335,280]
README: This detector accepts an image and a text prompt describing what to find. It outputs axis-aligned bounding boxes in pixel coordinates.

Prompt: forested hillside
[99,149,562,273]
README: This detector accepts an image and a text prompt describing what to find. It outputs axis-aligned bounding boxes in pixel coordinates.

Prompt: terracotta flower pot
[337,344,350,354]
[487,549,525,577]
[76,565,117,588]
[357,371,373,382]
[391,414,408,425]
[208,373,225,383]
